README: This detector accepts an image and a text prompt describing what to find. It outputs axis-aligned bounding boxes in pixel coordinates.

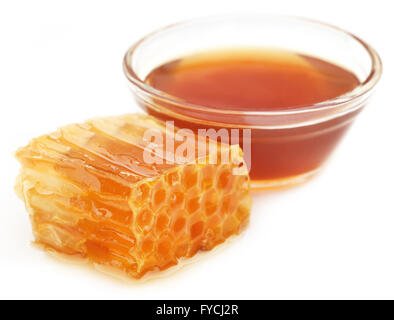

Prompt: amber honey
[144,49,361,185]
[15,114,251,279]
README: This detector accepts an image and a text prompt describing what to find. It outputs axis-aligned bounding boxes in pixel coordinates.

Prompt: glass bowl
[123,15,382,189]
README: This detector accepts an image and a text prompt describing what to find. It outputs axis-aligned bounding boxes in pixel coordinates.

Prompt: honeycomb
[15,114,251,279]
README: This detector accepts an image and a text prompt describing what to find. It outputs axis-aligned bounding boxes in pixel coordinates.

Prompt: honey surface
[146,49,360,110]
[15,114,251,279]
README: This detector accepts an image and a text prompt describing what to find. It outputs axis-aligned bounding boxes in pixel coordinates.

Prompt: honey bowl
[123,15,382,188]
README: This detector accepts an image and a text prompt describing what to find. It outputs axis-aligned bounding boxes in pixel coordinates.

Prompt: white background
[1,0,393,300]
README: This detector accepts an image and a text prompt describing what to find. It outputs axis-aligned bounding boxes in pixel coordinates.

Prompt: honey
[15,114,251,279]
[144,49,361,185]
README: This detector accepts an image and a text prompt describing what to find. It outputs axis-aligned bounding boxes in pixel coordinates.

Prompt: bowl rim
[123,14,382,117]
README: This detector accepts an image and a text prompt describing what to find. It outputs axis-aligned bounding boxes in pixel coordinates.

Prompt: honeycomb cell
[221,195,237,216]
[135,183,150,203]
[141,238,154,255]
[186,197,200,215]
[183,165,199,189]
[15,113,251,279]
[201,165,215,190]
[157,237,173,261]
[170,185,185,209]
[202,190,219,217]
[155,213,170,235]
[173,217,186,234]
[175,242,188,258]
[165,171,180,186]
[152,187,167,211]
[217,167,233,191]
[190,221,204,239]
[136,209,153,232]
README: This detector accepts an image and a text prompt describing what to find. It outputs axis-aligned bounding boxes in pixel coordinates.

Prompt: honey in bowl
[144,48,361,185]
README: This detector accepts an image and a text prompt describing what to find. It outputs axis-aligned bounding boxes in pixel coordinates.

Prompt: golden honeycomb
[15,114,251,279]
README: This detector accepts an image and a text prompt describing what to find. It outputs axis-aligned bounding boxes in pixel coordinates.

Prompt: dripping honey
[144,49,361,184]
